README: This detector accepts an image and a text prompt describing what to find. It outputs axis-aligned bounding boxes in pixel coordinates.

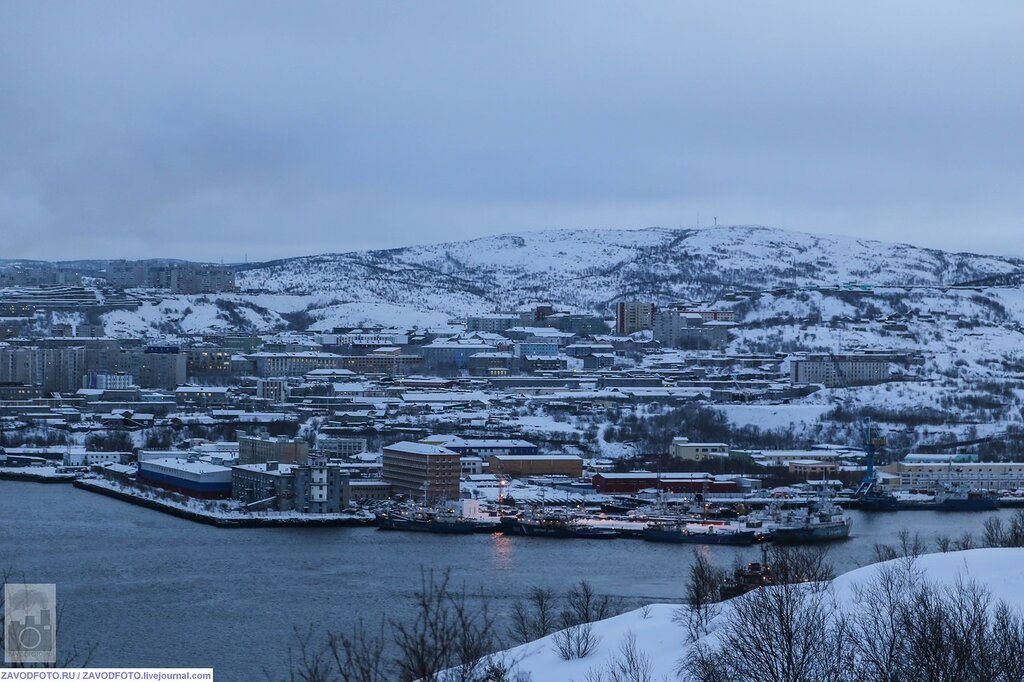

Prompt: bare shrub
[872,529,927,563]
[683,579,850,682]
[552,621,601,661]
[583,631,653,682]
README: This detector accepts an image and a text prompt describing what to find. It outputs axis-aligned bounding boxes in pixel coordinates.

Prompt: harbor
[2,478,1014,681]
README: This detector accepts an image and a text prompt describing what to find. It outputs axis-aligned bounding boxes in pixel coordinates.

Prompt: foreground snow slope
[501,548,1024,681]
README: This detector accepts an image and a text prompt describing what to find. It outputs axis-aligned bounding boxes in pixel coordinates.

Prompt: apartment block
[236,431,309,466]
[382,441,460,502]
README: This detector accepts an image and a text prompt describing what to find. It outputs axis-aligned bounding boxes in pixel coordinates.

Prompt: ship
[720,559,772,599]
[642,520,758,545]
[769,496,852,544]
[859,486,998,512]
[376,503,478,534]
[855,420,998,512]
[499,511,619,539]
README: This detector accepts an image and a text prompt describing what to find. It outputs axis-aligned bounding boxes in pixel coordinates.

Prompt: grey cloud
[0,1,1021,261]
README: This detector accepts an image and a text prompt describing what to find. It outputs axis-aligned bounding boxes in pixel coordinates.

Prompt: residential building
[256,378,290,402]
[460,456,484,476]
[318,437,369,458]
[790,354,889,388]
[420,341,497,370]
[418,436,539,458]
[174,386,231,407]
[652,310,732,350]
[466,314,521,333]
[615,301,656,335]
[236,431,309,466]
[382,441,460,502]
[671,437,730,461]
[232,461,350,512]
[81,372,134,390]
[247,352,346,377]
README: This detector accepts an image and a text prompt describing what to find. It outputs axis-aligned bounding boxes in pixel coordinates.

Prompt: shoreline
[0,468,78,484]
[72,478,376,529]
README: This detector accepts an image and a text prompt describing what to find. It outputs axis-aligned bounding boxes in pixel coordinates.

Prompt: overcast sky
[1,2,1021,262]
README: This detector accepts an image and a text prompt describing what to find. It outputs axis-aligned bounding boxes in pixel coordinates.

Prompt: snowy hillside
[236,226,1022,317]
[86,225,1024,340]
[499,548,1024,681]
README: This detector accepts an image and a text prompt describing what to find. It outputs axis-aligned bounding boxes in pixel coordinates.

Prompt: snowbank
[499,548,1024,681]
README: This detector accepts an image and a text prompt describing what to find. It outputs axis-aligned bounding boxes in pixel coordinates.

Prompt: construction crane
[854,418,887,496]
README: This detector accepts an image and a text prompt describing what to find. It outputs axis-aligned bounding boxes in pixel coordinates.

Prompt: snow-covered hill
[498,548,1024,681]
[82,225,1024,339]
[236,225,1022,317]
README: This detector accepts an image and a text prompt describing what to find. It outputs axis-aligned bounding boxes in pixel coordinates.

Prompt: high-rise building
[615,301,656,335]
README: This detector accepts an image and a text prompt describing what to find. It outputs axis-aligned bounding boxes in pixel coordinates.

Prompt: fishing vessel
[769,496,852,543]
[376,502,478,534]
[859,485,998,512]
[499,511,619,539]
[855,420,997,512]
[642,520,758,545]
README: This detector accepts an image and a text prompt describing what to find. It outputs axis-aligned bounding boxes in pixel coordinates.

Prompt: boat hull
[642,528,757,545]
[500,519,618,539]
[859,496,998,512]
[377,517,477,534]
[772,520,851,544]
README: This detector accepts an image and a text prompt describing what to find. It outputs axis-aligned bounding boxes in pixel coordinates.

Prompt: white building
[671,437,729,461]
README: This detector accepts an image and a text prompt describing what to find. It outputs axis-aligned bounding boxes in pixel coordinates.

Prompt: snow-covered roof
[383,441,458,456]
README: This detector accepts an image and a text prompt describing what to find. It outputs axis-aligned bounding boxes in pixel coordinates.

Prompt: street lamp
[497,477,508,513]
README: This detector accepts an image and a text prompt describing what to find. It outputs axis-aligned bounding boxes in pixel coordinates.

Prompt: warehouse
[138,457,233,499]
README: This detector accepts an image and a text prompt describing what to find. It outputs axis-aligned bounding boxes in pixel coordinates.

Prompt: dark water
[0,481,1012,680]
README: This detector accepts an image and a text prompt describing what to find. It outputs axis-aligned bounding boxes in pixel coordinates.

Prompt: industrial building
[590,472,752,495]
[138,457,233,498]
[487,454,584,478]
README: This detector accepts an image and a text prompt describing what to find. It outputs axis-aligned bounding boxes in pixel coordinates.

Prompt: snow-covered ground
[498,548,1024,681]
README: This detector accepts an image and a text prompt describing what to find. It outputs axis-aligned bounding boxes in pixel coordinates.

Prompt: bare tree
[848,557,923,682]
[872,529,927,563]
[983,511,1024,547]
[677,550,725,642]
[390,569,505,682]
[989,602,1024,682]
[509,587,557,644]
[766,545,834,584]
[561,581,619,627]
[683,578,849,682]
